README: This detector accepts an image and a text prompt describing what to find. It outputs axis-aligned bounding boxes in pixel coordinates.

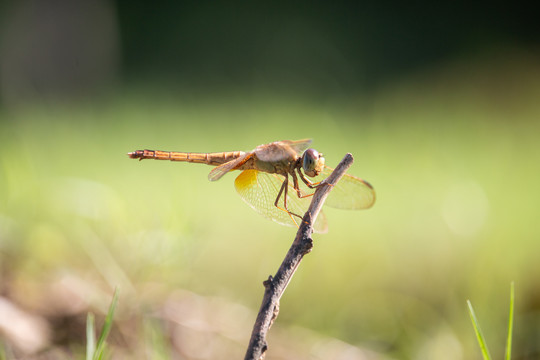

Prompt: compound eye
[302,148,324,177]
[303,149,318,171]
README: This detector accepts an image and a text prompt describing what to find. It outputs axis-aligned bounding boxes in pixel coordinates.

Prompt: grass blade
[86,313,96,360]
[505,282,515,360]
[94,289,119,360]
[467,300,492,360]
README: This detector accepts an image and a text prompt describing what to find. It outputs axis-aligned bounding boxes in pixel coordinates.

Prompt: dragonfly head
[302,148,325,177]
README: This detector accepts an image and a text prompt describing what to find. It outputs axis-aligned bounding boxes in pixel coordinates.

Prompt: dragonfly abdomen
[128,150,245,166]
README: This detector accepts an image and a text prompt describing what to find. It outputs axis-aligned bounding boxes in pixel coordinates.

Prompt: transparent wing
[254,139,312,162]
[278,139,313,154]
[208,153,251,181]
[315,166,376,210]
[234,169,328,233]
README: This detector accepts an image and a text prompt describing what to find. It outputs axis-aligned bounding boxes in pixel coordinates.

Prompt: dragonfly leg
[274,175,303,223]
[291,172,317,228]
[297,168,322,188]
[297,168,333,190]
[291,171,315,199]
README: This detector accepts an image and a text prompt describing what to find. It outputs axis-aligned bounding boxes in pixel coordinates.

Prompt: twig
[244,153,355,360]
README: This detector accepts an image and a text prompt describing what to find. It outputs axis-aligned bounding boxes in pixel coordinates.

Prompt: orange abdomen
[128,150,245,166]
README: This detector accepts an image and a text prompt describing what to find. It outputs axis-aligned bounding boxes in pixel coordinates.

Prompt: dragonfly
[128,139,375,233]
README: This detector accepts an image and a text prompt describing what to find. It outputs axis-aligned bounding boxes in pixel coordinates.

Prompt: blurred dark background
[1,0,538,104]
[116,1,539,92]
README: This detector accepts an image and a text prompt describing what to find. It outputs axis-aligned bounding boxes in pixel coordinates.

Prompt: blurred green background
[0,1,539,359]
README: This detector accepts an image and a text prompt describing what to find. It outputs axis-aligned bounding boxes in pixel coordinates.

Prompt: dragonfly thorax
[302,148,325,177]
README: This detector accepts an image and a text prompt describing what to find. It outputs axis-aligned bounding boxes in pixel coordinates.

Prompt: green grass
[468,282,515,360]
[86,289,119,360]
